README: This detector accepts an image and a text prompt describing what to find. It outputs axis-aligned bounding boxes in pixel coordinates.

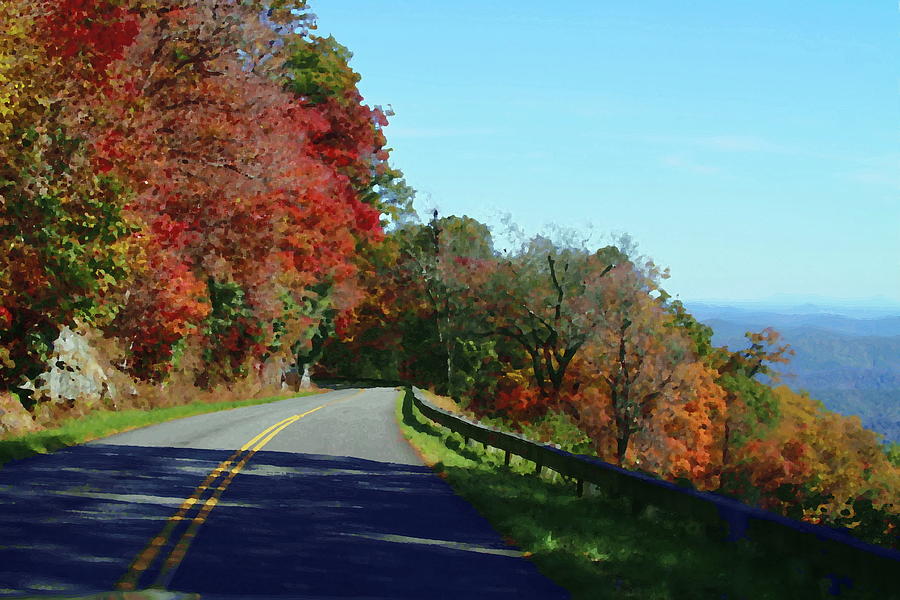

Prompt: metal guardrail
[407,386,899,596]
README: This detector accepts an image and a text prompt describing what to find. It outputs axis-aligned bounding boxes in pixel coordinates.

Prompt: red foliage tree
[57,1,388,381]
[40,0,140,76]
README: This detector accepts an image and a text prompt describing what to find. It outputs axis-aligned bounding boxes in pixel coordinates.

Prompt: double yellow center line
[117,391,362,591]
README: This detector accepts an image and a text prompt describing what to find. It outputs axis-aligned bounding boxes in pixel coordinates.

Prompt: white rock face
[261,356,289,388]
[300,364,312,389]
[29,325,114,403]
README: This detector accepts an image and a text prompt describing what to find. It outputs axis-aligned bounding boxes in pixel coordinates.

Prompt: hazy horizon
[683,296,900,319]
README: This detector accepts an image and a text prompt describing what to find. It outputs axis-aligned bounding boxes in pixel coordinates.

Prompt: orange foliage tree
[725,385,898,544]
[562,262,726,486]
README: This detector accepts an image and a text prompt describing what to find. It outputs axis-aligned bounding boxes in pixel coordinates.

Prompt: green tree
[712,328,794,478]
[463,238,620,407]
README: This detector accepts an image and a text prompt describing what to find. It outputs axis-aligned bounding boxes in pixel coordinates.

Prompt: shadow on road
[0,443,567,599]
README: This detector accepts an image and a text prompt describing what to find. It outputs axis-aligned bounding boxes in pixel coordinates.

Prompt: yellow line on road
[250,406,323,451]
[116,450,242,590]
[153,447,260,587]
[239,413,302,452]
[117,389,367,591]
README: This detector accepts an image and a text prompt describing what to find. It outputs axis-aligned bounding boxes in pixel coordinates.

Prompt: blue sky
[311,1,899,305]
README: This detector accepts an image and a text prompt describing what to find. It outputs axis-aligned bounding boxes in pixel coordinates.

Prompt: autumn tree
[316,213,499,391]
[0,0,138,393]
[568,262,686,464]
[720,385,899,546]
[0,0,408,396]
[62,1,389,383]
[454,238,625,411]
[712,328,794,479]
[414,213,500,395]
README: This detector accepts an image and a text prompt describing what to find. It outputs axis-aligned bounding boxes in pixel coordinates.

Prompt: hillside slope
[688,307,900,444]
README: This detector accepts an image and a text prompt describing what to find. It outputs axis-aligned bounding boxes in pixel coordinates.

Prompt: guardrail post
[504,450,511,467]
[577,479,584,497]
[535,461,543,477]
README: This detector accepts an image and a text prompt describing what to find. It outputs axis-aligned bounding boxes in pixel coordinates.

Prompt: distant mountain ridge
[684,302,900,444]
[687,297,900,319]
[701,319,900,386]
[687,304,900,337]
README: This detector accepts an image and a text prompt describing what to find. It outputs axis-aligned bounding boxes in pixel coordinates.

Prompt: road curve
[0,387,568,599]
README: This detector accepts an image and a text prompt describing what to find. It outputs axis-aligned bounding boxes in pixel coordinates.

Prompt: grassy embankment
[396,389,888,600]
[0,389,322,468]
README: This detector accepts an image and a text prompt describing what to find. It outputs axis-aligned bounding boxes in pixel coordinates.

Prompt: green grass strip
[0,390,321,469]
[396,390,885,600]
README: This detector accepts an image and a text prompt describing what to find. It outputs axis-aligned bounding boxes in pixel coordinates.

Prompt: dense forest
[0,0,896,550]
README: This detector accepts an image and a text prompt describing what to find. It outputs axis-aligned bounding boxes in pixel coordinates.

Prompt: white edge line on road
[338,532,524,558]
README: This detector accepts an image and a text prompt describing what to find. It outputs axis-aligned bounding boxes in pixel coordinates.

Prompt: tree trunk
[722,418,731,469]
[616,432,630,466]
[445,310,453,398]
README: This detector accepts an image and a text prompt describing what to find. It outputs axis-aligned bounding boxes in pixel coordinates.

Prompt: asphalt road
[0,387,568,599]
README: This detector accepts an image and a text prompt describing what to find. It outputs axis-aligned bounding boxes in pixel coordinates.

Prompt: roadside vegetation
[397,391,891,600]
